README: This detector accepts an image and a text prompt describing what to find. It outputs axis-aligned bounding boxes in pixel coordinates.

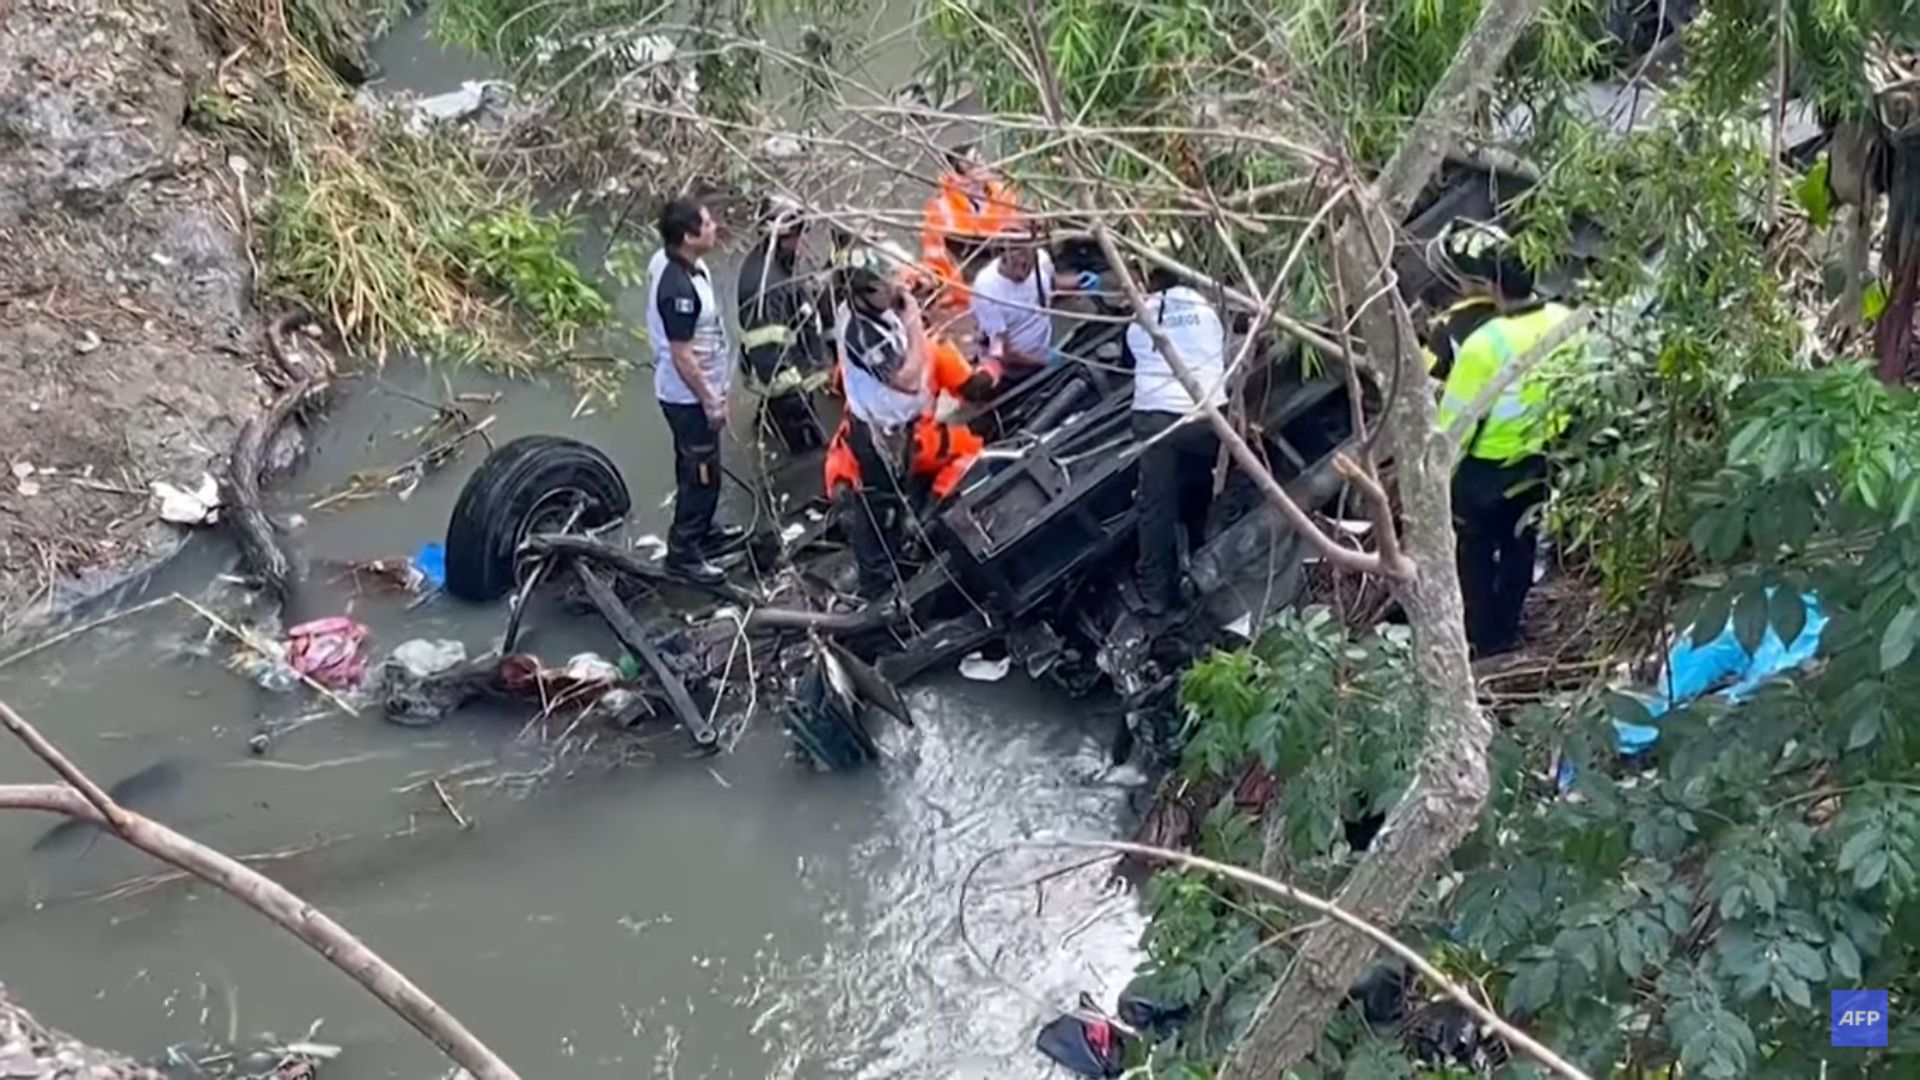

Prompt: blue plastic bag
[412,541,447,590]
[1560,589,1826,788]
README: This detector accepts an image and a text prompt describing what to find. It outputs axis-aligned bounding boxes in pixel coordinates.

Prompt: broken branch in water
[228,312,329,607]
[0,699,522,1080]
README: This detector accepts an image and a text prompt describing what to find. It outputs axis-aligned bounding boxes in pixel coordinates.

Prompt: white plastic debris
[632,533,668,559]
[564,652,621,684]
[12,463,39,498]
[391,639,468,679]
[958,652,1011,682]
[1223,613,1255,641]
[1332,518,1374,536]
[151,472,223,525]
[780,522,806,544]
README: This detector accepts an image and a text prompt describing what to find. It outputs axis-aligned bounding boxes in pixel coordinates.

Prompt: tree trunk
[1218,0,1544,1072]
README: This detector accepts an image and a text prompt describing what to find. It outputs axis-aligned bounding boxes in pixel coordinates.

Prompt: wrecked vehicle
[417,145,1660,768]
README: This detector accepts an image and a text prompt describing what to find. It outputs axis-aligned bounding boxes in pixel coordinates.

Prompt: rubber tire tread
[444,435,631,601]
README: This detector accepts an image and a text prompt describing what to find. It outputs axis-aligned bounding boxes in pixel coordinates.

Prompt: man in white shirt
[1125,265,1229,615]
[832,248,934,599]
[648,197,742,585]
[970,235,1055,381]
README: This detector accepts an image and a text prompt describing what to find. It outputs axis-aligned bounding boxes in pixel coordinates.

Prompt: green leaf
[1692,589,1736,648]
[1768,587,1808,646]
[1882,606,1920,670]
[1778,971,1813,1009]
[1831,933,1863,981]
[1797,155,1833,226]
[1732,584,1770,655]
[1847,709,1883,751]
[1865,279,1889,324]
[1777,939,1828,982]
[1504,957,1559,1016]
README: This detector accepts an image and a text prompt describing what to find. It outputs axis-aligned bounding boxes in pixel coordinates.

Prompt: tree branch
[0,700,521,1080]
[1371,0,1547,219]
[1082,840,1595,1080]
[1091,214,1395,580]
[1221,0,1546,1067]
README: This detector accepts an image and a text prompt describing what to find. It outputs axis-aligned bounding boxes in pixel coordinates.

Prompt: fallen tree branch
[0,700,521,1080]
[227,312,326,607]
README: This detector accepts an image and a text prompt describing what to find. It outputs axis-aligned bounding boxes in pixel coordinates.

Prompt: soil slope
[0,0,266,628]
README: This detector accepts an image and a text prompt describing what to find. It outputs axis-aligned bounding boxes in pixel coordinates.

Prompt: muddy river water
[0,12,1145,1078]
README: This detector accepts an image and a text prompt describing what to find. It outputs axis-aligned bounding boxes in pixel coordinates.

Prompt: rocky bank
[0,0,268,629]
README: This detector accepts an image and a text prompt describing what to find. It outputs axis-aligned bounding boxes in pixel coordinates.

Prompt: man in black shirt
[649,197,745,584]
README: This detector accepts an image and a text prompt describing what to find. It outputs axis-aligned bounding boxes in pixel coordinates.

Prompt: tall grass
[191,0,617,380]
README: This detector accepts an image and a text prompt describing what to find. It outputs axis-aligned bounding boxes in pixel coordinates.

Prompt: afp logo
[1831,989,1889,1047]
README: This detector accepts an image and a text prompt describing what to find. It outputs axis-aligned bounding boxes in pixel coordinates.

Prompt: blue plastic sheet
[1559,589,1826,786]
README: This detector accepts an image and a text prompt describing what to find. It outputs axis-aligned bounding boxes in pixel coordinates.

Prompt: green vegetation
[189,0,616,377]
[908,0,1920,1075]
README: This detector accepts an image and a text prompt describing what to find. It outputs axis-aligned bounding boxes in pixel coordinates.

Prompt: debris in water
[343,556,427,594]
[285,617,371,689]
[562,652,621,686]
[390,639,468,679]
[412,541,447,589]
[959,652,1011,682]
[632,533,667,559]
[152,472,223,524]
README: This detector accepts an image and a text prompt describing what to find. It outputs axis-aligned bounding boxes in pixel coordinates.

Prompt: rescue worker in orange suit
[825,249,999,599]
[920,143,1019,315]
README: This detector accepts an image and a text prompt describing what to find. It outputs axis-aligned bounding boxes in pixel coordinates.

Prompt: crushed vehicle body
[415,153,1629,767]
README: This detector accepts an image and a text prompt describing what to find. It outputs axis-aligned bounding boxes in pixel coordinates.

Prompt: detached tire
[444,435,630,602]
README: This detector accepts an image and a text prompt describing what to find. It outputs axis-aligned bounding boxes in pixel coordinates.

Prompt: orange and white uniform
[824,334,999,502]
[920,173,1020,312]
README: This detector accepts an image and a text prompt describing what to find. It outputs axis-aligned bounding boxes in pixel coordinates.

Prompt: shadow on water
[0,10,1145,1078]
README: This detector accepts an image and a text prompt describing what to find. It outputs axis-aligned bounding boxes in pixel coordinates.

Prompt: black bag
[1033,1010,1124,1078]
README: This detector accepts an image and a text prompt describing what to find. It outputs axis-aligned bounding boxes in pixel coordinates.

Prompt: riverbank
[0,0,269,630]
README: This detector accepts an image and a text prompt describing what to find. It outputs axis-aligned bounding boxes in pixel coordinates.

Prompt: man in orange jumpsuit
[825,249,1001,598]
[920,143,1020,315]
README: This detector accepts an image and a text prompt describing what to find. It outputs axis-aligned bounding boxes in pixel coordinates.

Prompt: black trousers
[838,415,914,599]
[1133,410,1220,609]
[660,400,721,558]
[1453,454,1547,655]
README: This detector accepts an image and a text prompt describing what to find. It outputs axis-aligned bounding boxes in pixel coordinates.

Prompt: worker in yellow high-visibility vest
[1430,221,1585,657]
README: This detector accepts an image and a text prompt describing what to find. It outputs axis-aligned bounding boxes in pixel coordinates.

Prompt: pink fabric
[285,616,371,689]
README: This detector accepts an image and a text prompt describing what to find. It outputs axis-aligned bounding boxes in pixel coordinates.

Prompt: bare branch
[1091,221,1390,579]
[1079,840,1596,1080]
[0,700,521,1080]
[1371,0,1548,219]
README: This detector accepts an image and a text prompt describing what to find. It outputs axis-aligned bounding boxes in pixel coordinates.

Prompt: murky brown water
[0,10,1145,1078]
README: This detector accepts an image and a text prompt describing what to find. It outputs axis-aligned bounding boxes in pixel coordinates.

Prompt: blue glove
[1073,270,1101,292]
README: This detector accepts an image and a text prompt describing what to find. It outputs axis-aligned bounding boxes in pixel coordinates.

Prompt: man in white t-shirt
[970,236,1055,381]
[647,197,742,585]
[1125,264,1229,615]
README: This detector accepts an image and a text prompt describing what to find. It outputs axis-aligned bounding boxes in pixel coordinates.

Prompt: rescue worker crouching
[737,195,830,454]
[969,227,1104,385]
[1429,221,1586,657]
[1125,243,1230,618]
[826,248,999,600]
